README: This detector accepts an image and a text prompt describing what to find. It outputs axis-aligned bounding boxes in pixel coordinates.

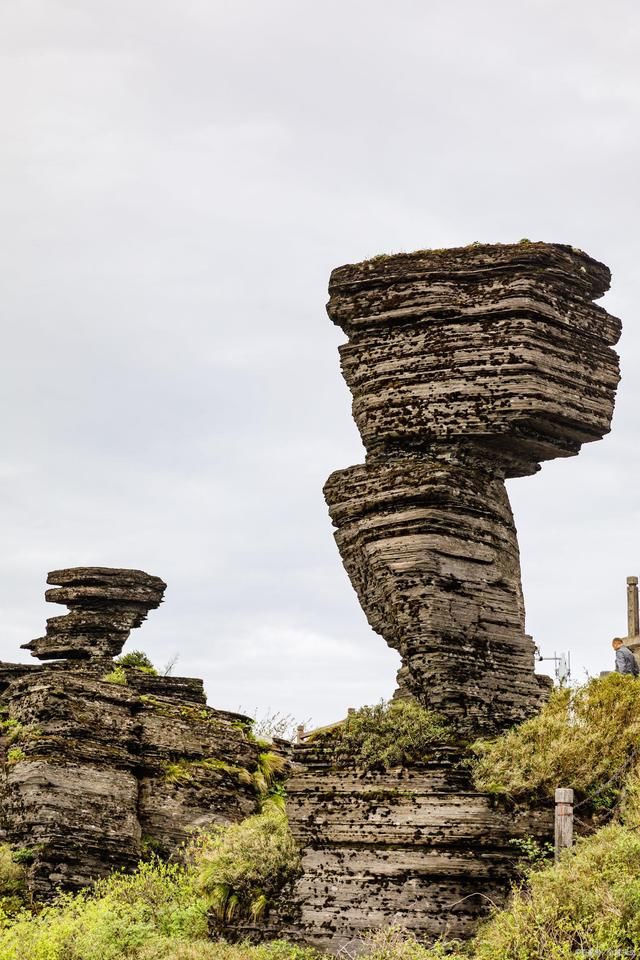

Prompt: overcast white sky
[0,0,639,726]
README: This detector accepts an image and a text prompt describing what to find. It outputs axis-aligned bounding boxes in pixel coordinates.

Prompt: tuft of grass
[101,666,128,686]
[472,674,640,807]
[194,799,301,925]
[162,758,253,787]
[311,699,452,771]
[253,751,288,795]
[5,747,26,767]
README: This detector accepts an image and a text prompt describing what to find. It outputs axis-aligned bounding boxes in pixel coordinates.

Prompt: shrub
[0,721,41,746]
[194,800,301,923]
[116,651,158,675]
[0,858,208,960]
[5,747,26,766]
[0,844,27,916]
[472,673,640,806]
[472,824,640,960]
[312,699,452,771]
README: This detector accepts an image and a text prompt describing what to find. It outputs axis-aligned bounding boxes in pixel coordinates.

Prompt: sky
[0,0,639,728]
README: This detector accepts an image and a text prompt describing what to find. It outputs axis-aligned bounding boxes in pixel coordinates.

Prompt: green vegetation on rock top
[115,650,158,675]
[472,673,640,812]
[310,699,452,771]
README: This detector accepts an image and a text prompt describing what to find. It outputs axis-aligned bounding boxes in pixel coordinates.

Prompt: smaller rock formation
[21,567,166,660]
[0,568,262,899]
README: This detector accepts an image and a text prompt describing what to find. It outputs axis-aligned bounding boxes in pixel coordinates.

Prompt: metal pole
[554,787,574,861]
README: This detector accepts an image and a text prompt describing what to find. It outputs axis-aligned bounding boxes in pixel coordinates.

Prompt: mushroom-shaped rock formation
[21,567,167,661]
[324,242,621,734]
[281,242,622,952]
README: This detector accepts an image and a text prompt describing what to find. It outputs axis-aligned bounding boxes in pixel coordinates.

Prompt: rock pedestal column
[325,242,621,734]
[285,242,622,951]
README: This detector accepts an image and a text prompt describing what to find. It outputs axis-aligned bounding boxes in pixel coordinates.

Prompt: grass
[472,673,640,811]
[310,699,452,771]
[101,666,128,686]
[193,798,301,924]
[162,758,253,787]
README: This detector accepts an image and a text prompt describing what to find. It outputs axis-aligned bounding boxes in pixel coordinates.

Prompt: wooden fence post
[554,787,574,861]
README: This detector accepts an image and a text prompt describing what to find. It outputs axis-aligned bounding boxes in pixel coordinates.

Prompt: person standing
[612,637,640,676]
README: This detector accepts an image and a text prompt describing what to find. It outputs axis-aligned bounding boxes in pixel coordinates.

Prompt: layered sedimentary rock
[325,242,621,732]
[285,242,622,950]
[22,567,166,661]
[286,740,552,951]
[0,568,261,898]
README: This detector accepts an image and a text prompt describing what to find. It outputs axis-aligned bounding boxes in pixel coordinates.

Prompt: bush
[0,844,27,916]
[472,824,640,960]
[312,699,452,771]
[472,673,640,806]
[194,800,301,923]
[116,651,158,675]
[0,858,208,960]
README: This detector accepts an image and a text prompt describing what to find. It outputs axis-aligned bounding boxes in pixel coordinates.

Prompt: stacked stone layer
[325,455,547,724]
[324,242,621,731]
[0,568,262,899]
[22,568,167,661]
[285,741,552,950]
[329,243,620,477]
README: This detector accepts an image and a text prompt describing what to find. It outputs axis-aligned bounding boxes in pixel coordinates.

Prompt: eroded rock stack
[22,567,167,661]
[285,242,622,950]
[0,568,261,898]
[325,241,621,733]
[286,740,551,951]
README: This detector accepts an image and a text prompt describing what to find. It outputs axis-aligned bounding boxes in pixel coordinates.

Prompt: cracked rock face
[22,567,167,661]
[325,242,621,734]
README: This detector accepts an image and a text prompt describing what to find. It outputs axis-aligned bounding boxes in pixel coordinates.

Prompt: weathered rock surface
[329,242,620,477]
[283,242,621,951]
[22,567,167,661]
[286,740,552,951]
[325,242,621,732]
[0,569,262,898]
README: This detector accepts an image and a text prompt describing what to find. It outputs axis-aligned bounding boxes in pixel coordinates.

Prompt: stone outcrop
[22,567,166,661]
[284,242,622,950]
[325,242,620,733]
[0,568,262,899]
[286,740,552,951]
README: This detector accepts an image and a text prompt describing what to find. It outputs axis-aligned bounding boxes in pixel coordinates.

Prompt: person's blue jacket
[615,644,639,676]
